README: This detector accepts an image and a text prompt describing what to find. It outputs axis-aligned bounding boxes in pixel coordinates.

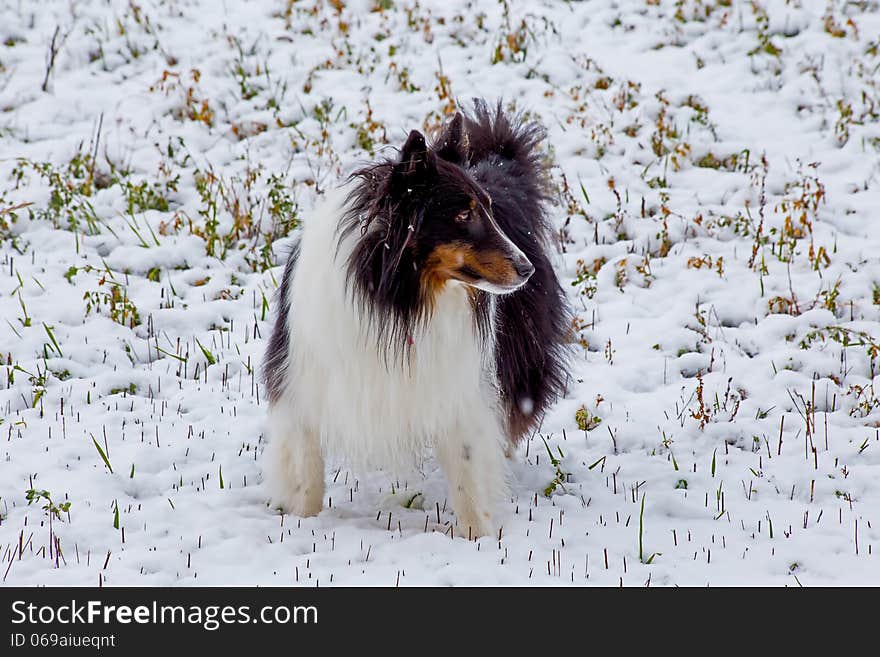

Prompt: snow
[1,0,879,586]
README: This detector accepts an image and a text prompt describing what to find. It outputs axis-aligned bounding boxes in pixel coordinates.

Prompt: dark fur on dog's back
[264,241,299,403]
[453,100,571,442]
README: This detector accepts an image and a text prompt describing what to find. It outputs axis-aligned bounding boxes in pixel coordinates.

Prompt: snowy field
[1,0,879,586]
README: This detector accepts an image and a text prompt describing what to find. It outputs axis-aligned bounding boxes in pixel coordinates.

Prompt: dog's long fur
[263,100,570,536]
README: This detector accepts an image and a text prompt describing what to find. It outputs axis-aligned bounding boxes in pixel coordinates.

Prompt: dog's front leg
[434,412,507,539]
[264,403,325,517]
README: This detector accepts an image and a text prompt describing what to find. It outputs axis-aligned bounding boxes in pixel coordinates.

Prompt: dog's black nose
[515,259,535,279]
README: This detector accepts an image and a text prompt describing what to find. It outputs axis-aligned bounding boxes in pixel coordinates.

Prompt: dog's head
[343,113,535,352]
[387,115,534,296]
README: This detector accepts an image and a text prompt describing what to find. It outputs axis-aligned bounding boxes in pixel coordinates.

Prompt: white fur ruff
[264,190,508,536]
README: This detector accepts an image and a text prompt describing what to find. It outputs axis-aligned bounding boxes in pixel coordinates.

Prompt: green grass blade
[90,433,113,473]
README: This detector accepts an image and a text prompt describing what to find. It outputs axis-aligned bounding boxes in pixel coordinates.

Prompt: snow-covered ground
[1,0,879,586]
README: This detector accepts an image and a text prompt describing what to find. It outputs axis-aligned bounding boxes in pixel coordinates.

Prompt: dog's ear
[434,113,467,164]
[396,130,435,179]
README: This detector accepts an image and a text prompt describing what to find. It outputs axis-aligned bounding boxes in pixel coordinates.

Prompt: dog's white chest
[285,204,496,470]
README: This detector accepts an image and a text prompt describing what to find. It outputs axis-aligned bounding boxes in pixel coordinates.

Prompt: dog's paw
[276,485,324,518]
[451,511,495,540]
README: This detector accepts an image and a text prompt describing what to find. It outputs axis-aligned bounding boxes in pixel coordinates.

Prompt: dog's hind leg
[434,410,507,538]
[264,402,325,517]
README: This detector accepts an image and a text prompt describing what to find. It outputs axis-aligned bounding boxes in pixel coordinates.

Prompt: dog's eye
[455,210,471,224]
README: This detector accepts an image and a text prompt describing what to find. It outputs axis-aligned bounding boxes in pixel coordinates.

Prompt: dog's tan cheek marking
[423,243,519,297]
[461,249,519,286]
[422,243,472,300]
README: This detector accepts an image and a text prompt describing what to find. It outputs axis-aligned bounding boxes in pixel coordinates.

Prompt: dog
[262,100,570,537]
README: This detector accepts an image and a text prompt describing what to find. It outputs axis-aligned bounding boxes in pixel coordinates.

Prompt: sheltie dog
[263,100,570,537]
